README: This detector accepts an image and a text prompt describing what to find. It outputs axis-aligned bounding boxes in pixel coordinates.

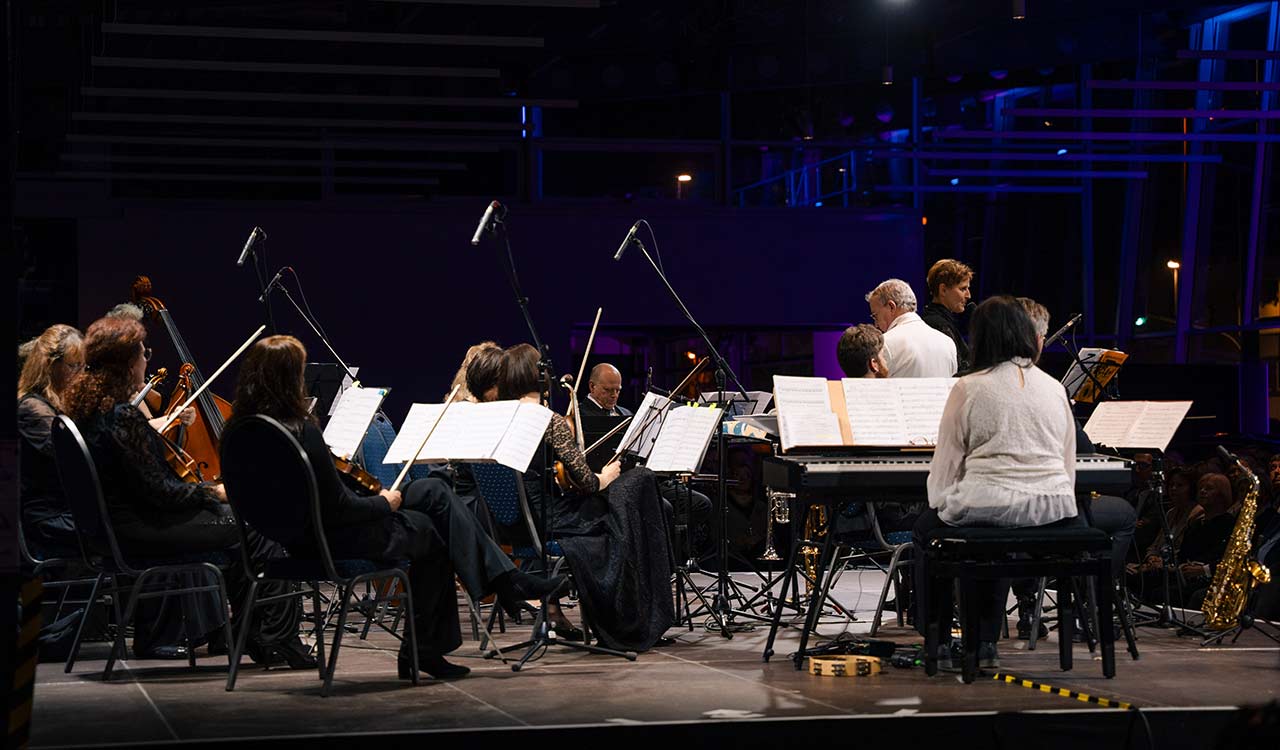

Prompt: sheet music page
[646,406,723,473]
[490,402,554,472]
[618,391,672,459]
[773,375,842,450]
[322,384,387,459]
[1085,400,1191,452]
[896,378,957,446]
[424,401,520,462]
[384,403,447,465]
[326,367,360,417]
[841,379,907,445]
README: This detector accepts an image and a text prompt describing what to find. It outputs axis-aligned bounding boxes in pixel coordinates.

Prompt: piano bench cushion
[926,526,1110,558]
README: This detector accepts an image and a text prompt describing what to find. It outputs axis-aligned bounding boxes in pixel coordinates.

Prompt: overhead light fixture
[676,174,693,183]
[949,178,960,186]
[881,64,894,85]
[1012,0,1027,20]
[1057,148,1069,155]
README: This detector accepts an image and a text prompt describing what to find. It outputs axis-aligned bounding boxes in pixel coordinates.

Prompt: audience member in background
[1175,473,1238,606]
[865,279,957,378]
[921,260,974,373]
[836,324,889,379]
[18,324,85,559]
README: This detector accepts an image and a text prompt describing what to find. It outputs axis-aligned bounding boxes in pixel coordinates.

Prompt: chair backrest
[220,415,340,579]
[50,416,127,571]
[357,412,427,488]
[468,463,542,552]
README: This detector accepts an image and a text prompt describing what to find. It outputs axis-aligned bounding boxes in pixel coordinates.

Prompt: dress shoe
[934,642,961,673]
[653,636,677,648]
[270,638,318,670]
[495,570,567,619]
[1016,617,1049,641]
[552,623,585,641]
[134,644,190,660]
[397,649,471,680]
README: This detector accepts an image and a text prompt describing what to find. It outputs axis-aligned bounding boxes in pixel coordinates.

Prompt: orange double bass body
[132,276,234,480]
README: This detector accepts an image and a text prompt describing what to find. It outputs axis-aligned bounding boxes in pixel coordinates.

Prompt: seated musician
[577,363,633,416]
[577,361,712,558]
[865,278,958,378]
[920,260,974,374]
[499,343,675,651]
[836,324,888,379]
[18,324,86,559]
[62,317,312,666]
[916,296,1083,671]
[228,335,562,679]
[448,340,499,402]
[103,302,198,433]
[1011,297,1137,640]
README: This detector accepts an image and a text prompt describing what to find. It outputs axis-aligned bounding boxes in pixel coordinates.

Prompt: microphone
[258,267,286,303]
[613,221,640,262]
[470,201,501,246]
[644,366,653,393]
[236,227,265,267]
[1043,312,1083,349]
[964,301,976,314]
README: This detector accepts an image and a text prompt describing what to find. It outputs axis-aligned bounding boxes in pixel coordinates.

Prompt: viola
[132,276,235,480]
[554,308,602,492]
[133,368,205,484]
[333,455,382,493]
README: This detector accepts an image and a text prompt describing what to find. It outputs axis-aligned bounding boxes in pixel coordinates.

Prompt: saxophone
[1201,450,1273,631]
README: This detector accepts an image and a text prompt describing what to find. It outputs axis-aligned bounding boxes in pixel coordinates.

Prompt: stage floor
[30,571,1280,748]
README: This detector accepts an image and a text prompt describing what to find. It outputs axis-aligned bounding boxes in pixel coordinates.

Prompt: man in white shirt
[865,279,958,377]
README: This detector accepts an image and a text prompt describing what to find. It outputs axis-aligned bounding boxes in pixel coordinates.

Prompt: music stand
[304,363,351,428]
[1062,348,1127,404]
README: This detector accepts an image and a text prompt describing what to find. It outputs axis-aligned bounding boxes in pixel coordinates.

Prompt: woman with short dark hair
[915,296,1082,670]
[498,343,675,652]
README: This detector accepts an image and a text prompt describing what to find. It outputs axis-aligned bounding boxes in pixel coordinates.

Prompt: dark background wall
[60,200,921,421]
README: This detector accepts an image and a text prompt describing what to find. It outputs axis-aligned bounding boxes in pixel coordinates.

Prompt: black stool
[921,526,1115,683]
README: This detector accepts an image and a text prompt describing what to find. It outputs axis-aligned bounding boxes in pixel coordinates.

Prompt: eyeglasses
[142,347,153,362]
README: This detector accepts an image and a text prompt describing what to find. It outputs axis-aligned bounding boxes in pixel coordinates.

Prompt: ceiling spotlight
[677,174,693,183]
[1012,0,1027,20]
[881,64,894,85]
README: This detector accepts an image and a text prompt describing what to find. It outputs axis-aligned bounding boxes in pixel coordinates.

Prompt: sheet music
[646,406,723,473]
[1061,348,1126,403]
[384,401,523,464]
[1083,400,1192,452]
[384,403,447,465]
[841,378,956,447]
[322,384,387,459]
[772,375,832,413]
[617,391,673,459]
[326,367,360,417]
[697,390,773,415]
[490,402,554,472]
[778,412,844,451]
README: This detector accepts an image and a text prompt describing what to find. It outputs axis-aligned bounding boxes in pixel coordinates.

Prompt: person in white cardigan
[865,279,958,378]
[914,295,1084,671]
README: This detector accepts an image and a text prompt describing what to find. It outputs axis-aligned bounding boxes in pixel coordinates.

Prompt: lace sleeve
[548,414,599,493]
[110,405,222,512]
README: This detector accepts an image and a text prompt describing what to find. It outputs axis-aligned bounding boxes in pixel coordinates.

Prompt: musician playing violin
[62,316,311,666]
[103,301,198,432]
[495,344,675,651]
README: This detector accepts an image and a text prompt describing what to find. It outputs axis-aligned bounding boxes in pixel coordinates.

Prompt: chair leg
[1028,577,1047,651]
[397,571,420,687]
[1097,564,1116,678]
[310,583,327,682]
[1058,580,1074,671]
[107,573,151,681]
[959,578,981,684]
[1114,580,1140,660]
[225,578,260,692]
[65,573,104,674]
[321,585,352,697]
[871,545,906,636]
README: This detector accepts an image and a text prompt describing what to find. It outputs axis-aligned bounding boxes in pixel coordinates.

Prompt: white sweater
[926,359,1078,527]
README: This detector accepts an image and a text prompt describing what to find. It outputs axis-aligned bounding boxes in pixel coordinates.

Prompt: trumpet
[760,490,793,561]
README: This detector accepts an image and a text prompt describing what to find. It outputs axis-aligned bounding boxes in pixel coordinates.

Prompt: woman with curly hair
[63,316,310,666]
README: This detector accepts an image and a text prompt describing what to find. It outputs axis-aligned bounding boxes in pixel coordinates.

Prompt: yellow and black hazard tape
[991,672,1134,710]
[11,576,44,749]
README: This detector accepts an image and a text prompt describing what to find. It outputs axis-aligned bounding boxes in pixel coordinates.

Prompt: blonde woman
[18,324,85,558]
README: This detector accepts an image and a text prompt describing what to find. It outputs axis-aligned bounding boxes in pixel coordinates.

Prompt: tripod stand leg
[792,528,838,671]
[762,535,800,663]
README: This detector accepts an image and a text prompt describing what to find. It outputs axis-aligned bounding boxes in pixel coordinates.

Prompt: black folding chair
[50,415,236,680]
[219,415,419,695]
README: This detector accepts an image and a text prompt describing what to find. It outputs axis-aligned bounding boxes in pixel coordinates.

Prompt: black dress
[288,421,516,655]
[79,404,300,651]
[18,393,79,559]
[523,414,674,652]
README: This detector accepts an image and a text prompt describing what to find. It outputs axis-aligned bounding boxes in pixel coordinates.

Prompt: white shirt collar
[887,311,922,332]
[587,394,615,414]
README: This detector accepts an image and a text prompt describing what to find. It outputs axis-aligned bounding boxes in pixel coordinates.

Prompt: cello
[131,276,235,480]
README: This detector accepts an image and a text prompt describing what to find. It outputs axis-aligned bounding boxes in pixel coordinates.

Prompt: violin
[333,455,382,494]
[554,307,603,492]
[133,369,205,484]
[132,276,235,480]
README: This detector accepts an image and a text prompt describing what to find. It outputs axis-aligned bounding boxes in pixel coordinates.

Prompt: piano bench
[920,526,1115,684]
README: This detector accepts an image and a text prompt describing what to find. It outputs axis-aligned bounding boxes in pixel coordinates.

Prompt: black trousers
[1011,494,1136,601]
[115,506,301,651]
[913,508,1086,642]
[320,478,516,656]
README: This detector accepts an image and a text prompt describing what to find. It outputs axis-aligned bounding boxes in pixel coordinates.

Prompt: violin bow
[565,306,603,450]
[391,384,462,491]
[158,325,266,433]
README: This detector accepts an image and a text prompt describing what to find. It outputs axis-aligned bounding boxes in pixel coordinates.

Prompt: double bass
[131,276,234,480]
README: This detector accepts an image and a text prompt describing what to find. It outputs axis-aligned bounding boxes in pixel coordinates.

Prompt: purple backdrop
[73,199,922,420]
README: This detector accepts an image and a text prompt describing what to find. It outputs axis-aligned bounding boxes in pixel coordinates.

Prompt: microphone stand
[623,233,752,637]
[263,280,359,386]
[244,232,278,335]
[482,206,635,666]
